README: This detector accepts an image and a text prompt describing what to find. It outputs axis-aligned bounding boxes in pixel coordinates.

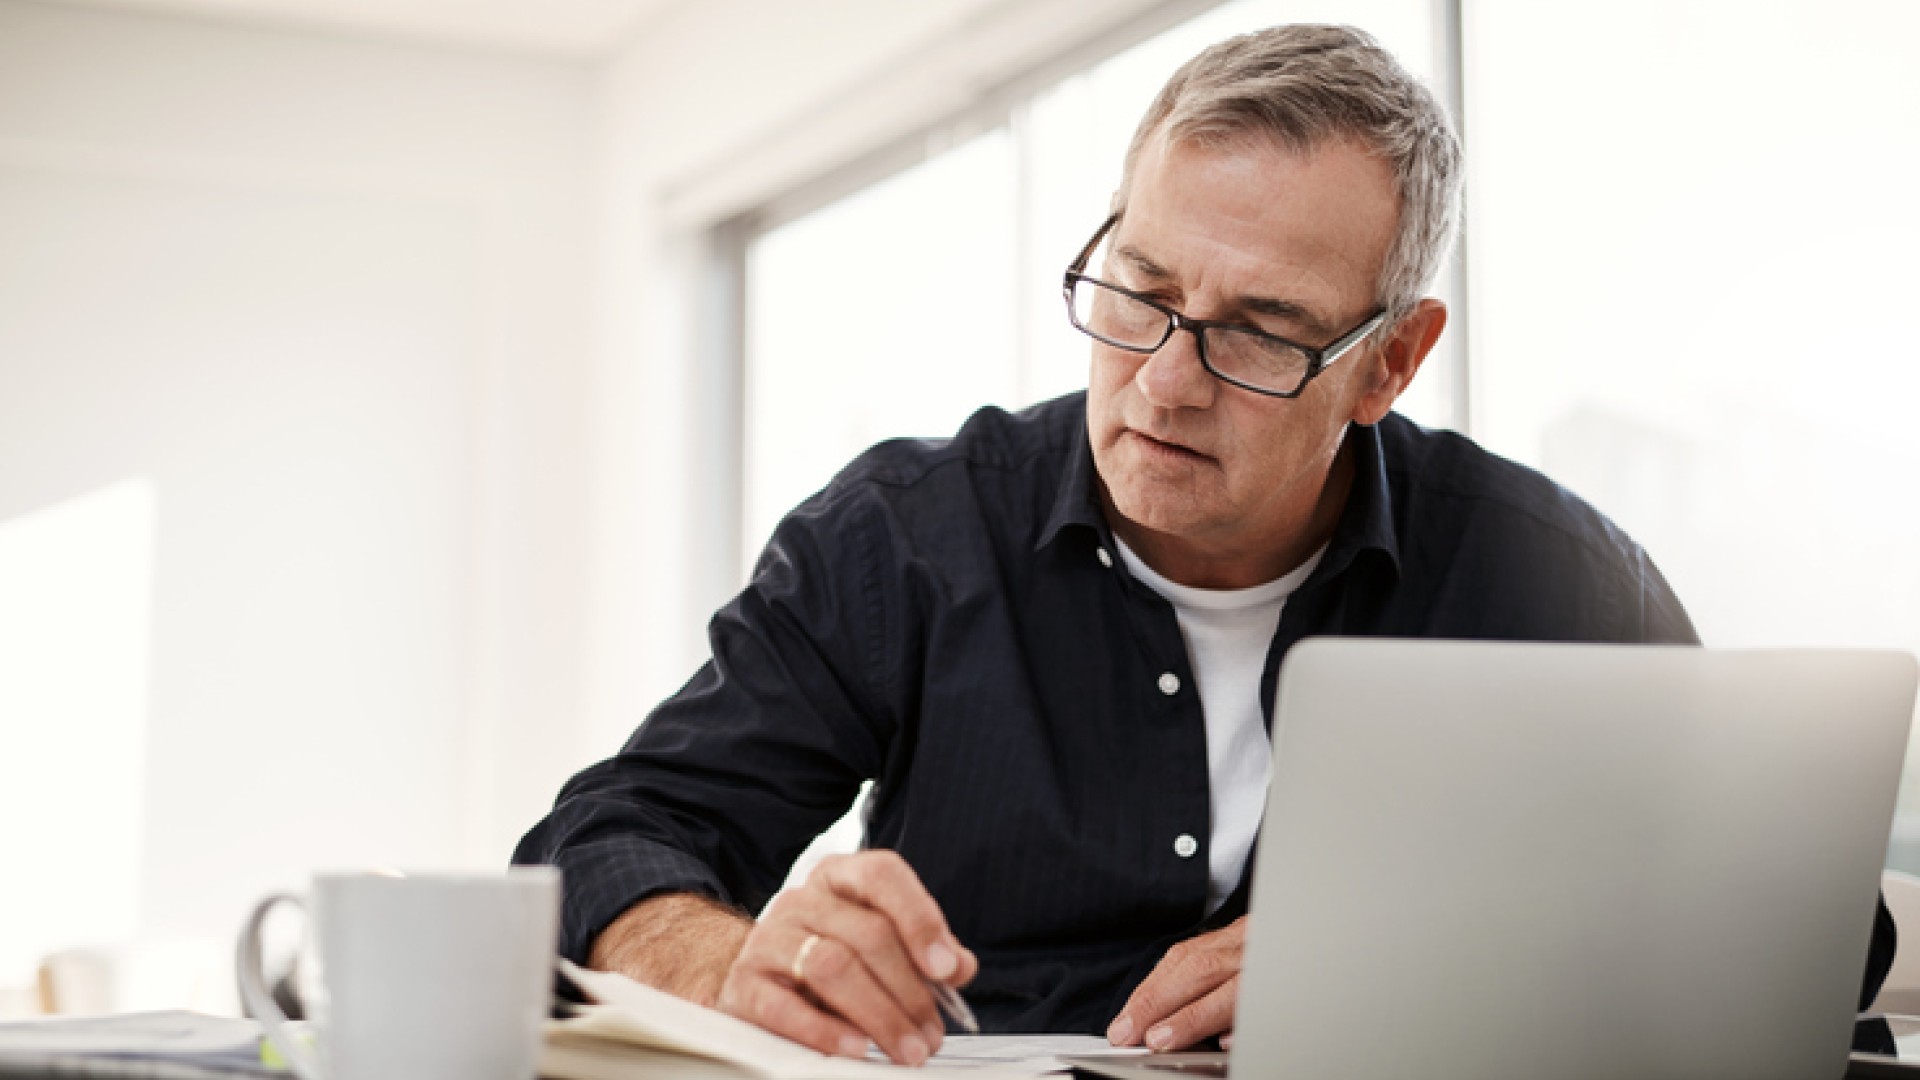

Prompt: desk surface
[0,1059,1907,1079]
[2,1016,1913,1080]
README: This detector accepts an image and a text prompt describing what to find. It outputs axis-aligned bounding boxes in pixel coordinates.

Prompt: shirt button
[1158,672,1180,696]
[1096,547,1113,568]
[1173,834,1198,858]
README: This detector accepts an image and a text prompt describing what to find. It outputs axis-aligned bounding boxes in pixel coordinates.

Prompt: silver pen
[927,977,979,1034]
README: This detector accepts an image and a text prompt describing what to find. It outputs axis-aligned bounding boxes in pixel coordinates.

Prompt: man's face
[1085,131,1401,580]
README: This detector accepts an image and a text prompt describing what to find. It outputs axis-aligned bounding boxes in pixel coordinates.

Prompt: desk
[0,1057,1908,1079]
[2,1015,1912,1080]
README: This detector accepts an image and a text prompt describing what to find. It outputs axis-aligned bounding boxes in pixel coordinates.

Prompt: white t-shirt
[1113,537,1326,913]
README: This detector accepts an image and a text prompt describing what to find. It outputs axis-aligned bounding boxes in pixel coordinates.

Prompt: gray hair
[1115,24,1461,329]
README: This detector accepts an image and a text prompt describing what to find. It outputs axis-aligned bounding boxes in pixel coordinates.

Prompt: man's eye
[1236,319,1301,343]
[1111,280,1166,304]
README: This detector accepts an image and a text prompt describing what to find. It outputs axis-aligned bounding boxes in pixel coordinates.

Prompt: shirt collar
[1035,405,1108,553]
[1035,402,1402,583]
[1313,419,1402,584]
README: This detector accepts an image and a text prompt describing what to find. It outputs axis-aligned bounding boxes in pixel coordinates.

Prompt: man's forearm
[588,892,754,1007]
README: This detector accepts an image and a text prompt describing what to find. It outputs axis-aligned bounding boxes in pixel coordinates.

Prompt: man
[516,24,1892,1066]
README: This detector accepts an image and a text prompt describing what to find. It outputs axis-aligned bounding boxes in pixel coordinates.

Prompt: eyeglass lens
[1069,278,1311,392]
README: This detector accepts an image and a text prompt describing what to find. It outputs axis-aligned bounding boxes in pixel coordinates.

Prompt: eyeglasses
[1062,213,1386,399]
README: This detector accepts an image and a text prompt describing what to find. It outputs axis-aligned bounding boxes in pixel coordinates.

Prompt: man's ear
[1350,298,1447,426]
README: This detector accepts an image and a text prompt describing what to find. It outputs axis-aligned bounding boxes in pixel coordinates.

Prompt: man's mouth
[1129,429,1213,463]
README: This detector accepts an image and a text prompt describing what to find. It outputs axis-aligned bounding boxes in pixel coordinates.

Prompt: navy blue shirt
[515,391,1889,1031]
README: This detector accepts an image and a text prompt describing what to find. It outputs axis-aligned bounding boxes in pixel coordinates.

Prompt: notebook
[548,962,1121,1078]
[0,1011,279,1079]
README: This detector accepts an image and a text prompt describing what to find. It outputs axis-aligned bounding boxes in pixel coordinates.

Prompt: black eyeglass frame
[1062,212,1387,399]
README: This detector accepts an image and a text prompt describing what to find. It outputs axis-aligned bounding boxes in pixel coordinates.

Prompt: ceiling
[37,0,683,58]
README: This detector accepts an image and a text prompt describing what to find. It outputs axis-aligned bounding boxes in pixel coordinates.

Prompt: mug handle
[236,893,324,1080]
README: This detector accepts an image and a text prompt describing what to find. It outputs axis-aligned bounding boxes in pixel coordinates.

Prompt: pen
[927,978,979,1034]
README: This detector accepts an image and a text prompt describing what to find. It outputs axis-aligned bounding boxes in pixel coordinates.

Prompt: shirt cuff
[540,836,734,964]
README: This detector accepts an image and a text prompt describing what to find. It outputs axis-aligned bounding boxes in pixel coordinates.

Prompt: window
[1464,0,1920,865]
[746,129,1019,572]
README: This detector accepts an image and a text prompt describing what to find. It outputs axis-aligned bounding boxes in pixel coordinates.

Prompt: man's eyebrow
[1239,297,1338,342]
[1113,243,1339,341]
[1114,244,1173,282]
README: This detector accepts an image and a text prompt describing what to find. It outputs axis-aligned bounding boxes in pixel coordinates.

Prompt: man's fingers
[1140,976,1238,1051]
[806,895,945,1039]
[721,976,868,1059]
[814,852,973,983]
[1108,922,1247,1047]
[1111,945,1235,1038]
[733,911,939,1066]
[784,931,935,1065]
[951,943,980,986]
[720,852,976,1065]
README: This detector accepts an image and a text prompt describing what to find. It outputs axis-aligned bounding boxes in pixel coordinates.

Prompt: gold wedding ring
[791,933,822,984]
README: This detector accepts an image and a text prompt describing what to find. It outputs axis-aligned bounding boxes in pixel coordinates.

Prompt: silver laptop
[1066,640,1918,1080]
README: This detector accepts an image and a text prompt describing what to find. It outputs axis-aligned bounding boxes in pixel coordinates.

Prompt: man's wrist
[588,892,753,1007]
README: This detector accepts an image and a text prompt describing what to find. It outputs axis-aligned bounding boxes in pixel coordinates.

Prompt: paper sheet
[905,1035,1145,1074]
[560,964,1146,1078]
[0,1011,278,1078]
[0,1012,262,1059]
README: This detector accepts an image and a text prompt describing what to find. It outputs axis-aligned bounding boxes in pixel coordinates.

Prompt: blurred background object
[35,940,229,1016]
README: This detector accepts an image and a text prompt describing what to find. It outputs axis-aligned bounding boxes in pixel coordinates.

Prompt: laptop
[1064,640,1918,1080]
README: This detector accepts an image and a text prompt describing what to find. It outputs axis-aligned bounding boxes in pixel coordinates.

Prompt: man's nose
[1133,326,1217,410]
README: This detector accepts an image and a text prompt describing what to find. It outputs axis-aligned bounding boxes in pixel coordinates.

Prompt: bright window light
[746,128,1019,574]
[1466,0,1920,864]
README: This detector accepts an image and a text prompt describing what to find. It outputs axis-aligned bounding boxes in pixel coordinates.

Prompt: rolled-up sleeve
[512,489,901,963]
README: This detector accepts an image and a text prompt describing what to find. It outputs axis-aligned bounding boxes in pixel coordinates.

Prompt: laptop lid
[1221,640,1916,1080]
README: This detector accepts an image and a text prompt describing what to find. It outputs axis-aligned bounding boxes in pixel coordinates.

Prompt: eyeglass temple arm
[1067,213,1123,275]
[1316,310,1389,368]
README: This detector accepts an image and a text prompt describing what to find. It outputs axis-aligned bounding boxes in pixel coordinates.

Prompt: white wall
[0,0,596,986]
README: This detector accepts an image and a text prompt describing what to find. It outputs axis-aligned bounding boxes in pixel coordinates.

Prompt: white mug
[236,869,559,1080]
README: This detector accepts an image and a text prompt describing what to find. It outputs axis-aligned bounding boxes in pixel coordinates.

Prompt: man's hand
[1106,918,1246,1052]
[717,851,977,1066]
